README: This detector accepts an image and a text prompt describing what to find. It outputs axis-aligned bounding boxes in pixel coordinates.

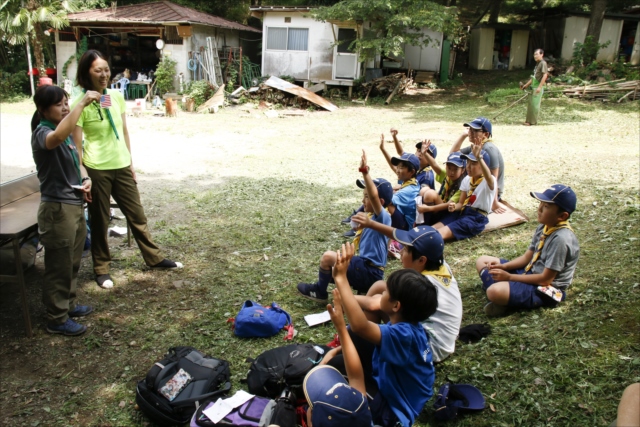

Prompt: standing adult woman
[72,50,182,289]
[32,85,101,335]
[521,49,549,126]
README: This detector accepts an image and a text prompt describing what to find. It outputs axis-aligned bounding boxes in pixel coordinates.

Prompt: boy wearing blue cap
[451,117,506,214]
[475,185,580,317]
[329,242,437,427]
[416,141,467,226]
[298,151,391,302]
[388,128,437,190]
[433,143,496,241]
[303,289,372,427]
[350,214,463,363]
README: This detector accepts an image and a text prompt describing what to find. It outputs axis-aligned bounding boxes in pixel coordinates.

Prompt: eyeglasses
[93,103,103,121]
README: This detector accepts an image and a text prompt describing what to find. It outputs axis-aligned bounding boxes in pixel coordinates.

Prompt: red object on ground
[38,77,53,86]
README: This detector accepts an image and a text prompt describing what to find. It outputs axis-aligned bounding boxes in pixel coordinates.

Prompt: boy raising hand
[331,242,438,427]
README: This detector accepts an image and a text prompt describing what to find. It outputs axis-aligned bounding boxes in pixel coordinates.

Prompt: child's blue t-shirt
[359,209,391,267]
[416,167,435,190]
[392,183,420,228]
[372,322,435,427]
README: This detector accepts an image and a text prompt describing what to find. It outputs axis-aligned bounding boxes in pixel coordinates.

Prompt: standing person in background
[31,85,101,335]
[72,50,182,289]
[521,49,548,126]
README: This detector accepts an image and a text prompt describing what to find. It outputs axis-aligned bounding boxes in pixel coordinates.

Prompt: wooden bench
[0,173,40,337]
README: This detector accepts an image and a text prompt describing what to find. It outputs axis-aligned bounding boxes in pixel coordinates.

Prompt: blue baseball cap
[530,184,577,214]
[445,151,465,168]
[303,365,372,427]
[415,142,438,159]
[392,225,444,264]
[356,177,393,207]
[391,153,420,171]
[464,117,492,137]
[461,150,490,165]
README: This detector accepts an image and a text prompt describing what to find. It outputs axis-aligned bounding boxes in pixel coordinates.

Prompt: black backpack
[245,343,328,398]
[136,346,231,426]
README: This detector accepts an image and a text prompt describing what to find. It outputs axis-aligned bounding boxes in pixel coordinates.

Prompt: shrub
[186,80,215,109]
[155,56,178,94]
[0,71,30,101]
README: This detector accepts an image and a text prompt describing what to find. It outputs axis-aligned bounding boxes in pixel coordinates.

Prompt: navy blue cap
[530,184,577,214]
[392,225,444,264]
[303,365,372,427]
[415,142,438,159]
[356,177,393,207]
[445,151,465,168]
[464,117,492,137]
[391,153,420,171]
[461,150,490,165]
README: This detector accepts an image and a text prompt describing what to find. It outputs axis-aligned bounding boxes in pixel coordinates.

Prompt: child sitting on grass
[433,143,495,241]
[416,141,467,226]
[298,151,391,302]
[475,185,580,317]
[351,212,462,363]
[330,242,438,427]
[385,128,437,190]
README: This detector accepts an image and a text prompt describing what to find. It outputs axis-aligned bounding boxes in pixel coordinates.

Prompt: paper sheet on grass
[202,390,254,424]
[304,311,331,327]
[482,200,529,233]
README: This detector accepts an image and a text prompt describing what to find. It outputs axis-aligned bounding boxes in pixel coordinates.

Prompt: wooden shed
[469,24,530,71]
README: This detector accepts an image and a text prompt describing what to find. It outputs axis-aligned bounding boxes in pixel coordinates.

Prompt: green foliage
[185,80,215,109]
[312,0,461,63]
[154,56,178,94]
[61,36,87,79]
[0,70,29,101]
[485,86,524,105]
[277,75,296,83]
[226,64,239,92]
[571,36,611,68]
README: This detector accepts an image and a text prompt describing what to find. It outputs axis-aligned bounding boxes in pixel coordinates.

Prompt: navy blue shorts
[329,255,384,293]
[480,258,564,309]
[440,208,489,240]
[390,207,409,230]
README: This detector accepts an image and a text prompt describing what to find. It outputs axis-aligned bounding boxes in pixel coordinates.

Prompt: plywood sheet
[264,76,338,112]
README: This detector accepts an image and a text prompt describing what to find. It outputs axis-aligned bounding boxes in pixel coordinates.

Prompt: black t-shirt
[32,125,83,205]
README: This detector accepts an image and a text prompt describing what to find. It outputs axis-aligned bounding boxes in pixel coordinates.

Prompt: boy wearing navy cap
[433,143,496,241]
[386,128,438,191]
[303,289,372,427]
[327,242,437,427]
[388,151,420,229]
[451,117,506,214]
[350,214,463,363]
[298,151,392,302]
[475,185,580,317]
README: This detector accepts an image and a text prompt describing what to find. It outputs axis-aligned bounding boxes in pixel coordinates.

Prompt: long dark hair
[31,85,68,132]
[76,49,108,90]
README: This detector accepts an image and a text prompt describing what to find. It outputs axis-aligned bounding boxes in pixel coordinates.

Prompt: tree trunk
[31,23,47,77]
[488,0,503,23]
[585,0,607,62]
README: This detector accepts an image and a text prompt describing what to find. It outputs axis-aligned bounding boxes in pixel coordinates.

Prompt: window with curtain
[266,27,308,51]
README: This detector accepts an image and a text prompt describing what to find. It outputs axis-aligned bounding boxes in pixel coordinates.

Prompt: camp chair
[111,77,130,99]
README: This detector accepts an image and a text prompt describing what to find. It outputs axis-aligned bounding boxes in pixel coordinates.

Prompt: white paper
[415,195,424,224]
[202,390,254,424]
[108,226,128,236]
[304,310,331,327]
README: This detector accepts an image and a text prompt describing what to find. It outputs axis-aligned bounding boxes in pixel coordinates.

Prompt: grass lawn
[0,70,638,427]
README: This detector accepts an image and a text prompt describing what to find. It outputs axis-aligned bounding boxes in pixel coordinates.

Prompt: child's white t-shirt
[460,175,496,213]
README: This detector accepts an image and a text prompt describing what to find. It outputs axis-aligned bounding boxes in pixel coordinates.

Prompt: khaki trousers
[38,202,86,324]
[86,166,163,275]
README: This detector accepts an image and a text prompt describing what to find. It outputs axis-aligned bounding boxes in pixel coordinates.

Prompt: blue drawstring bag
[232,301,293,340]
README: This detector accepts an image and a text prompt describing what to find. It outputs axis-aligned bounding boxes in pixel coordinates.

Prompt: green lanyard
[38,119,82,182]
[86,89,120,141]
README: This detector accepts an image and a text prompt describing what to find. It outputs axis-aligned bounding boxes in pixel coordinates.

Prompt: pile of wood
[562,79,639,102]
[361,73,414,104]
[239,85,315,109]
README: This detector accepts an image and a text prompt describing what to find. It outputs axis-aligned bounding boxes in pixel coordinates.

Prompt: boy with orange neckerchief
[475,185,580,317]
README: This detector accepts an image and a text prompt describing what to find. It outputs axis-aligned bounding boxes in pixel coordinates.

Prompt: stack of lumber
[562,79,639,102]
[361,73,414,104]
[242,84,316,109]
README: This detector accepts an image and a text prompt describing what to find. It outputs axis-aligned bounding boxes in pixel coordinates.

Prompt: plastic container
[135,98,146,110]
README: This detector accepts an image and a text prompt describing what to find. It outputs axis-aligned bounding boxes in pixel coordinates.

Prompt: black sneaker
[297,282,328,303]
[341,211,356,224]
[150,259,184,270]
[68,305,94,317]
[343,229,356,238]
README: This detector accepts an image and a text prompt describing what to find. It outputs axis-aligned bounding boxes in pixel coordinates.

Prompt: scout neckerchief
[524,221,573,272]
[462,176,483,207]
[400,177,417,189]
[86,89,119,140]
[353,212,374,252]
[439,176,453,202]
[38,119,82,182]
[422,264,452,288]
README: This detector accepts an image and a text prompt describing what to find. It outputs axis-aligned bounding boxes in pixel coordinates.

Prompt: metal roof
[249,6,314,13]
[68,1,261,33]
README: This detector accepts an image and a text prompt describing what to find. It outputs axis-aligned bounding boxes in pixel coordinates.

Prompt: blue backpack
[232,301,293,340]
